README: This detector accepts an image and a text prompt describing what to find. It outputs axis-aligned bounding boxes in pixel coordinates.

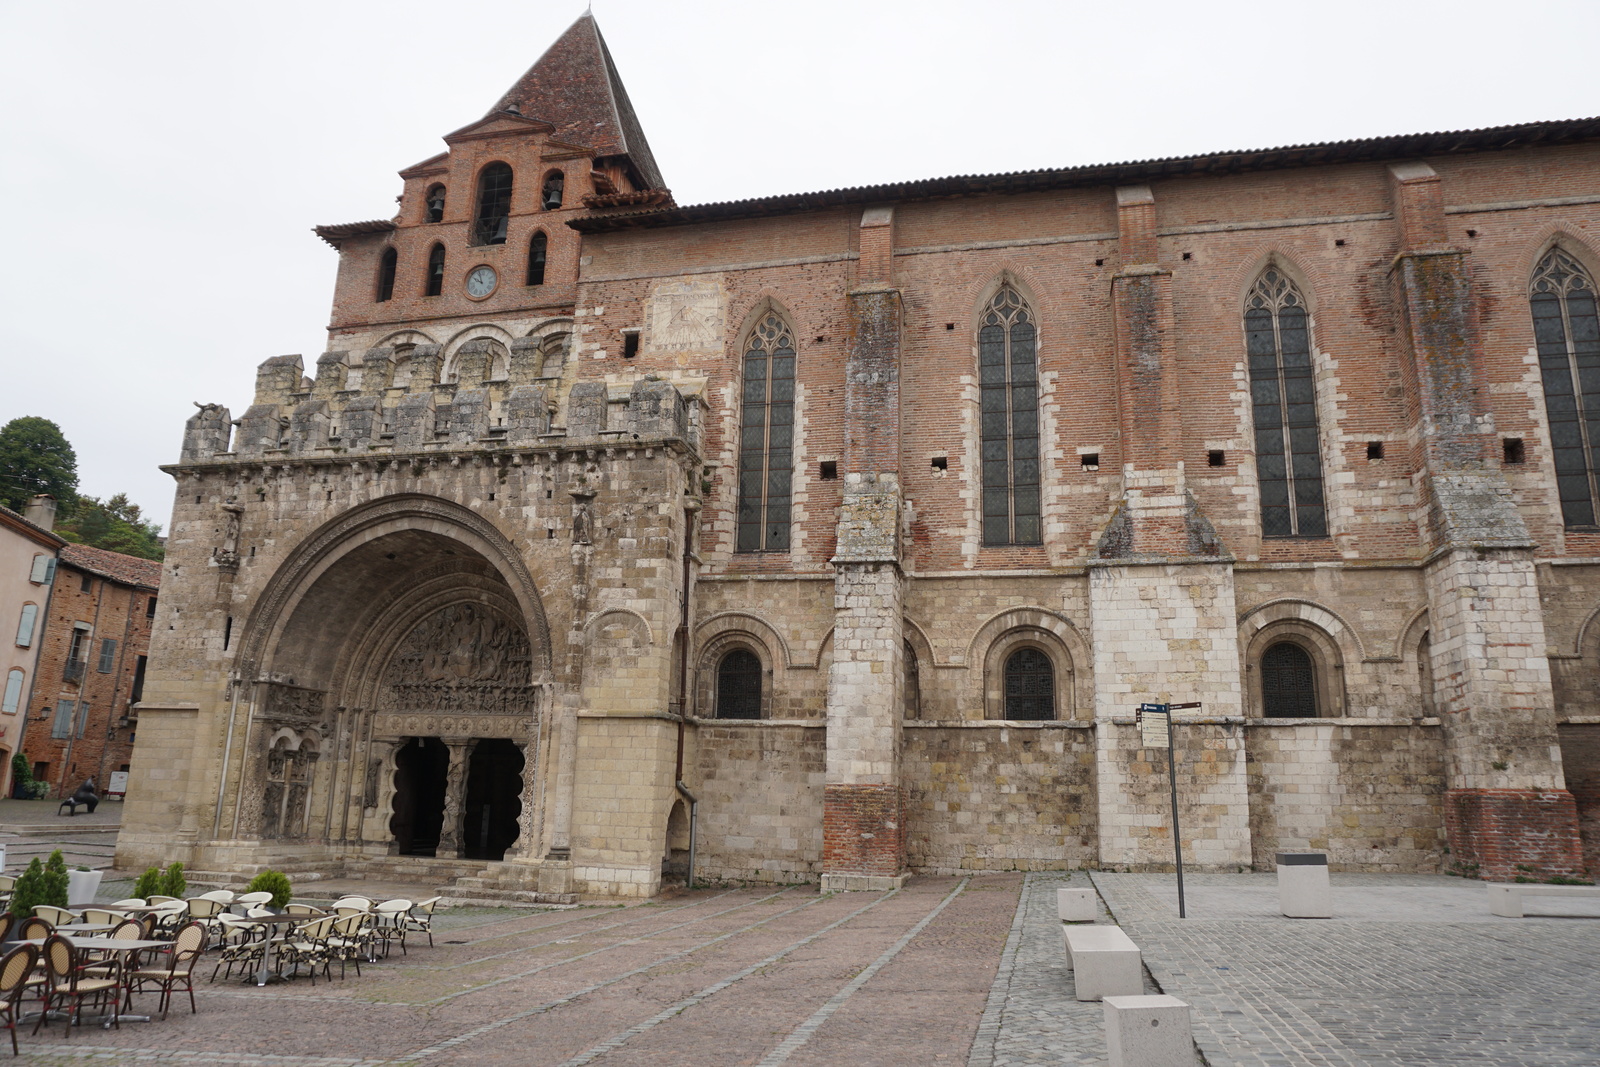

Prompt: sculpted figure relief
[383,603,535,715]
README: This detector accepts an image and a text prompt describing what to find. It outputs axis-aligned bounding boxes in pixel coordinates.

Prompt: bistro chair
[108,899,145,909]
[231,892,273,914]
[325,912,371,979]
[146,901,188,938]
[331,896,373,911]
[124,921,206,1020]
[0,877,15,911]
[405,897,441,948]
[277,916,335,985]
[208,908,273,982]
[146,896,180,906]
[373,900,412,958]
[32,907,75,928]
[193,890,234,905]
[0,915,15,947]
[0,944,39,1055]
[79,909,129,927]
[14,918,51,943]
[184,897,228,942]
[283,903,322,917]
[84,920,153,979]
[34,935,119,1038]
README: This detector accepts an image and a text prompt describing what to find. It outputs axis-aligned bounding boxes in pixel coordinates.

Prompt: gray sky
[4,0,1598,529]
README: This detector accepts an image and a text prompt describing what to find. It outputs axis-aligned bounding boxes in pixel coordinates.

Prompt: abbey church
[118,14,1600,898]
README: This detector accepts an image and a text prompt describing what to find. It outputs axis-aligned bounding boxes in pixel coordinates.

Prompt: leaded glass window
[1246,270,1326,537]
[1531,249,1600,527]
[1004,647,1053,721]
[736,314,795,552]
[980,287,1041,545]
[1261,641,1316,717]
[717,649,762,719]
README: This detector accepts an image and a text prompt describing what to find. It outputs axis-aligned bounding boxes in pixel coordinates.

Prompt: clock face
[466,266,498,298]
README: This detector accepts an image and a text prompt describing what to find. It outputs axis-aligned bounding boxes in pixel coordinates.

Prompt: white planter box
[67,869,103,907]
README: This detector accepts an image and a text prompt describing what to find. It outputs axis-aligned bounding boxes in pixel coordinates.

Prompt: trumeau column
[1091,184,1250,871]
[1388,162,1585,880]
[822,207,909,891]
[439,740,471,859]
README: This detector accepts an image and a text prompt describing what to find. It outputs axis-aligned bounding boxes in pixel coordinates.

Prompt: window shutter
[97,638,117,673]
[52,701,74,740]
[1,670,22,715]
[15,604,37,648]
[29,555,55,584]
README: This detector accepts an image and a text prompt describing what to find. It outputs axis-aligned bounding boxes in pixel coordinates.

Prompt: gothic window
[737,313,795,553]
[425,244,445,297]
[1261,641,1317,717]
[1530,248,1600,527]
[980,286,1041,545]
[376,247,397,303]
[716,649,762,719]
[425,184,446,223]
[527,231,548,286]
[541,170,565,210]
[1004,647,1054,720]
[1246,269,1326,537]
[473,163,513,245]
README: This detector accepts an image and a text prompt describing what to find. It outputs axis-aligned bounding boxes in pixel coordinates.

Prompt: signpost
[1136,701,1202,919]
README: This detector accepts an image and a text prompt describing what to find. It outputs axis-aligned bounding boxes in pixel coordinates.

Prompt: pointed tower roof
[491,15,665,191]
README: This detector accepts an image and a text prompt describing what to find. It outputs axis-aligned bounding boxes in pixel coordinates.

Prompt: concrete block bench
[1063,924,1142,1001]
[1103,994,1194,1067]
[1487,882,1600,917]
[1057,887,1097,922]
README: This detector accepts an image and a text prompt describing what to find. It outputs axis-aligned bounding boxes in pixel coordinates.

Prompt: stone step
[438,887,577,908]
[0,825,121,838]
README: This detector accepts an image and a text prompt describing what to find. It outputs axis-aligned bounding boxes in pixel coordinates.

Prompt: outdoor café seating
[0,944,38,1055]
[123,921,206,1020]
[34,934,120,1037]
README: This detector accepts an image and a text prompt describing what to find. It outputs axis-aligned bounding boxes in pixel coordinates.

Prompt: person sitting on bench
[59,778,98,815]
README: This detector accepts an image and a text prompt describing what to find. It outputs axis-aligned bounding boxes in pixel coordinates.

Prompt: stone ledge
[821,872,909,892]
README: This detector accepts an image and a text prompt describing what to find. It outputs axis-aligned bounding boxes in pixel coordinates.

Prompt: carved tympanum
[383,603,535,715]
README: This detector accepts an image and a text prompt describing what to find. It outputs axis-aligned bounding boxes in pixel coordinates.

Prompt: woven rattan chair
[405,896,440,948]
[124,921,206,1020]
[34,935,118,1038]
[0,944,38,1056]
[84,920,153,981]
[14,918,51,943]
[372,900,412,958]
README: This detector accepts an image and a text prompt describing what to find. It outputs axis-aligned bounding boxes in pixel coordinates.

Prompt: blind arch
[716,649,763,719]
[1003,647,1054,720]
[1261,641,1317,717]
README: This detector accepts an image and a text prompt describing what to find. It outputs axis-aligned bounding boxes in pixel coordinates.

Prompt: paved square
[4,871,1597,1064]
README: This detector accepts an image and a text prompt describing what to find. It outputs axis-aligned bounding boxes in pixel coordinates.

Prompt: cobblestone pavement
[8,869,1598,1064]
[1094,871,1600,1067]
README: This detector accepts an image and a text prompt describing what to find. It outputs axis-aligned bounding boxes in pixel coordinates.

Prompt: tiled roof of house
[0,504,66,549]
[60,543,162,590]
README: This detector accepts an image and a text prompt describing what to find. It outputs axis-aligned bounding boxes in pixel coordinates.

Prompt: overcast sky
[4,0,1598,528]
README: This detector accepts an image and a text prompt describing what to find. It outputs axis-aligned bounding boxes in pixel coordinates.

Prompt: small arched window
[541,171,565,210]
[1261,641,1317,717]
[425,184,446,223]
[527,231,548,286]
[716,649,763,719]
[737,313,796,552]
[473,163,513,245]
[2,669,22,715]
[1531,248,1600,527]
[425,244,446,297]
[980,286,1041,545]
[904,641,921,720]
[1004,648,1053,720]
[376,247,397,303]
[1246,268,1326,537]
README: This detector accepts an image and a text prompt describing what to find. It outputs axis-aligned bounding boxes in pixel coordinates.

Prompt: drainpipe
[675,780,697,889]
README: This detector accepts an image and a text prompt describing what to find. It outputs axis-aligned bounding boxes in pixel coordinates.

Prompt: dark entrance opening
[463,739,525,861]
[391,737,449,856]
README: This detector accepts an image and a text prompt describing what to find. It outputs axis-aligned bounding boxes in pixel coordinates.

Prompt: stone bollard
[1058,887,1097,922]
[1103,995,1193,1067]
[1277,852,1331,918]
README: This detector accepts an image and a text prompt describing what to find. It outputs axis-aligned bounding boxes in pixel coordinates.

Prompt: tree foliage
[0,417,78,512]
[56,493,164,561]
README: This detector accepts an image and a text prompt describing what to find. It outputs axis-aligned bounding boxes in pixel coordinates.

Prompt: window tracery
[736,313,795,553]
[980,286,1041,545]
[1246,269,1326,537]
[1530,248,1600,527]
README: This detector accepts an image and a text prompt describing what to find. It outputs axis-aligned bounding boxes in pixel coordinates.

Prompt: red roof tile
[59,543,162,590]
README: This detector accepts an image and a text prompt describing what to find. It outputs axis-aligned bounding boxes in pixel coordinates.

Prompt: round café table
[227,913,307,986]
[20,936,173,1026]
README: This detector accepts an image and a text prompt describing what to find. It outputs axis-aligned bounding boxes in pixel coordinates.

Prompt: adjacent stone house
[118,14,1600,897]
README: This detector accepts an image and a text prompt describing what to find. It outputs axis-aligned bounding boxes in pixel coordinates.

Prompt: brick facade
[117,14,1600,896]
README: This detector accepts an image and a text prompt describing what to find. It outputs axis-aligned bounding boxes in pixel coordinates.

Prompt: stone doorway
[463,739,524,861]
[391,737,449,856]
